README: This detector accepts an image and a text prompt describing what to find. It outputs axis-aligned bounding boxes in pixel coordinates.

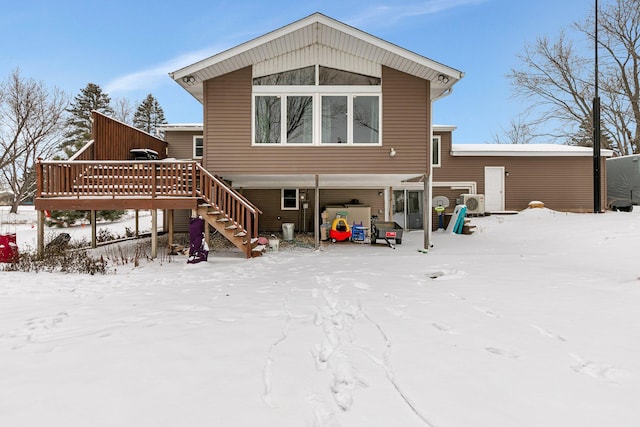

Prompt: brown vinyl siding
[203,66,429,177]
[165,130,203,160]
[433,131,608,212]
[242,188,385,232]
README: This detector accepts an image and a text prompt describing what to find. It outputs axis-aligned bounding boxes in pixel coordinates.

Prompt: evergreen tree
[61,83,114,158]
[133,94,167,136]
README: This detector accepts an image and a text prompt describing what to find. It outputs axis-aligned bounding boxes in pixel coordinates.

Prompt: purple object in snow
[187,216,209,264]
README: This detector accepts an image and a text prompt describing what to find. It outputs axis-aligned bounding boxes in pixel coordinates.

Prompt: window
[322,96,348,143]
[253,66,315,86]
[432,136,441,167]
[193,136,204,158]
[353,96,379,143]
[281,189,299,210]
[319,66,381,85]
[287,96,313,143]
[252,65,381,146]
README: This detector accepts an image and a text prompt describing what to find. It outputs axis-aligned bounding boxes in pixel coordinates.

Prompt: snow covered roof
[170,12,464,103]
[156,124,203,132]
[451,144,614,157]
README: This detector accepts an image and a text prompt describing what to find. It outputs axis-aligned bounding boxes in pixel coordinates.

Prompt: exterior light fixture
[437,74,450,84]
[389,148,396,157]
[182,75,196,84]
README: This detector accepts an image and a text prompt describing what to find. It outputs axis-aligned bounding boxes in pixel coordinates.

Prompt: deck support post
[423,174,430,250]
[151,209,158,258]
[314,174,319,250]
[37,210,44,256]
[167,209,174,248]
[203,215,210,249]
[135,210,140,237]
[90,210,97,249]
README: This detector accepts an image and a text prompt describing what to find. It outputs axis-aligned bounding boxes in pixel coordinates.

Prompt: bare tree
[508,0,640,155]
[491,115,539,144]
[112,97,135,125]
[0,69,67,213]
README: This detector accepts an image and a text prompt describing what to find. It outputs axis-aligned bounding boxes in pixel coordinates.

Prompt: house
[33,12,463,257]
[431,126,613,221]
[167,12,463,239]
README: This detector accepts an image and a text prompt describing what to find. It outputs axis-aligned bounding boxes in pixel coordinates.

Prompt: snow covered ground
[1,206,639,426]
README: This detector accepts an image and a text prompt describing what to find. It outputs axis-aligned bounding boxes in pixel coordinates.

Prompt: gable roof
[170,12,463,103]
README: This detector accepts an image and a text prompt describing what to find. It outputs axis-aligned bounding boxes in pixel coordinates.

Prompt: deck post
[37,210,44,256]
[90,210,97,249]
[423,174,430,250]
[167,209,174,248]
[203,215,210,249]
[314,174,319,250]
[151,209,158,258]
[135,210,140,237]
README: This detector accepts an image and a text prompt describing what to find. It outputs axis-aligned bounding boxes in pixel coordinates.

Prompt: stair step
[234,231,247,237]
[252,244,266,252]
[208,210,221,215]
[225,225,238,230]
[198,203,211,208]
[216,218,230,222]
[250,237,259,244]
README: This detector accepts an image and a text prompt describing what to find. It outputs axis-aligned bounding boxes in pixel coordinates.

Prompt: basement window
[281,189,299,210]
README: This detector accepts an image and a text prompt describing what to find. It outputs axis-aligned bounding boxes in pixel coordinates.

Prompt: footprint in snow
[485,347,520,359]
[432,322,458,334]
[474,306,500,319]
[353,282,371,291]
[449,292,467,301]
[570,354,627,382]
[529,324,567,342]
[385,306,407,318]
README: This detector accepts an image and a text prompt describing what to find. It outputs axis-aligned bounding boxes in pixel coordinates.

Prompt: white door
[484,166,505,212]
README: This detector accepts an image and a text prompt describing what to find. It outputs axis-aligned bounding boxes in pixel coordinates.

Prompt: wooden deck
[34,159,262,258]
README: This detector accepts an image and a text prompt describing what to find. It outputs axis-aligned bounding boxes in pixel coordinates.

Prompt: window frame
[431,135,441,167]
[252,87,381,146]
[193,135,204,159]
[281,188,299,210]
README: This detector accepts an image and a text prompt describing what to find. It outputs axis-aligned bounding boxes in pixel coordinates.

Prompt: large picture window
[252,65,381,146]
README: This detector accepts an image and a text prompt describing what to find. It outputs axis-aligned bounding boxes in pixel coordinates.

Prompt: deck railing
[36,160,261,245]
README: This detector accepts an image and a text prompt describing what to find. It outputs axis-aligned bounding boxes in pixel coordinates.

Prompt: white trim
[281,188,299,210]
[431,135,441,167]
[169,13,464,103]
[433,181,478,195]
[451,144,614,157]
[171,13,463,81]
[193,135,204,159]
[157,124,203,132]
[252,89,382,146]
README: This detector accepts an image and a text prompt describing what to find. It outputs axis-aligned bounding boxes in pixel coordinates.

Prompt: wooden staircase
[194,164,264,258]
[196,204,266,257]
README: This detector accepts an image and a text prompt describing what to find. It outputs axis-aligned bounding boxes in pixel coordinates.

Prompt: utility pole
[593,0,601,213]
